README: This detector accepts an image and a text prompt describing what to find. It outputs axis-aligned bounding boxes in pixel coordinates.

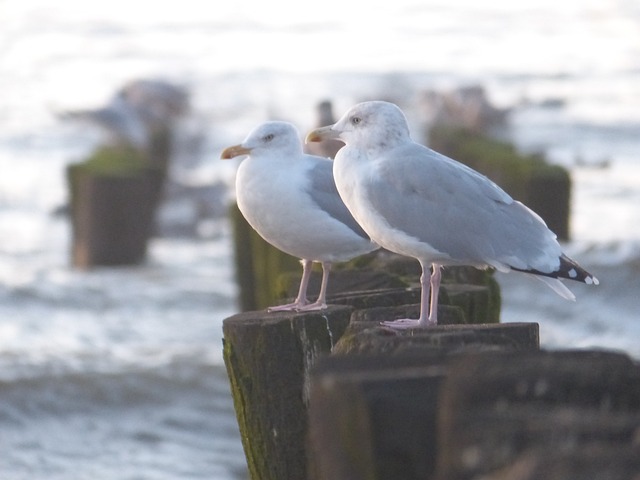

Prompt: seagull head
[221,121,303,160]
[306,101,411,151]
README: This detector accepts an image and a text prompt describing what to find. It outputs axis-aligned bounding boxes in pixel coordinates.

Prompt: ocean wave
[0,356,248,480]
[568,239,640,271]
[0,355,233,423]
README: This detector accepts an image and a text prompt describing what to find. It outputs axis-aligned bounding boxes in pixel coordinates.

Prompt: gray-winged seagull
[222,121,378,312]
[306,100,598,328]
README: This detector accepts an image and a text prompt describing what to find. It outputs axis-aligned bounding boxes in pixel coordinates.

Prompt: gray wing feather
[366,144,560,269]
[307,160,370,240]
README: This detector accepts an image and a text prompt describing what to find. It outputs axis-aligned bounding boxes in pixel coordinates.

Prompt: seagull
[221,121,378,312]
[306,100,598,328]
[59,94,149,149]
[58,79,189,150]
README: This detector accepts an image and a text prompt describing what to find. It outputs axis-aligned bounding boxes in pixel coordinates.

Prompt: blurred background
[1,0,639,478]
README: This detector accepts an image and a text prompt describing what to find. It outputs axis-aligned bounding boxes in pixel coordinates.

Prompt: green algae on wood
[68,145,153,178]
[222,306,353,480]
[362,254,501,324]
[67,145,165,268]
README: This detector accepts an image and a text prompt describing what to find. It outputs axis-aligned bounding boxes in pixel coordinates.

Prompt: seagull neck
[363,130,410,156]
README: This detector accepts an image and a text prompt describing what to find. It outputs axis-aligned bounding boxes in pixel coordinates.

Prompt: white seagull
[59,79,189,151]
[221,121,378,312]
[306,101,598,328]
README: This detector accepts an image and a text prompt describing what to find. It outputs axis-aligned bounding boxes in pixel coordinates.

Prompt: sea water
[1,1,639,478]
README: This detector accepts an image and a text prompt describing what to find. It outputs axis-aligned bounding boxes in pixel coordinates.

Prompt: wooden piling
[222,306,353,480]
[67,145,166,268]
[309,353,449,480]
[332,321,539,356]
[307,323,540,480]
[436,350,640,480]
[479,445,640,480]
[223,285,539,480]
[68,167,163,267]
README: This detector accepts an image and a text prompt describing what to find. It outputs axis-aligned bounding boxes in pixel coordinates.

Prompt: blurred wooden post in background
[67,140,168,268]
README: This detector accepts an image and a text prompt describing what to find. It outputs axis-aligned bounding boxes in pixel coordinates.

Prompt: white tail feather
[534,275,576,301]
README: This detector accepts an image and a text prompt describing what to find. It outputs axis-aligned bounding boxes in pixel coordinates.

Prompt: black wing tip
[558,254,599,285]
[512,254,599,286]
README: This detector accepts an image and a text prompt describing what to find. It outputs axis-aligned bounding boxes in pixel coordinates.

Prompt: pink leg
[381,260,438,329]
[267,259,312,312]
[298,261,331,311]
[428,264,441,324]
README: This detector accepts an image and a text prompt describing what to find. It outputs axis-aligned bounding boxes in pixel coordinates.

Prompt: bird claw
[267,302,308,312]
[267,300,329,312]
[296,302,328,312]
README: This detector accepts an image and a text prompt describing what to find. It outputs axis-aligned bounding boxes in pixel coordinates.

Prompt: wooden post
[68,168,163,267]
[527,167,571,241]
[333,321,538,356]
[308,323,540,480]
[222,306,353,480]
[67,144,166,268]
[436,350,640,480]
[309,353,449,480]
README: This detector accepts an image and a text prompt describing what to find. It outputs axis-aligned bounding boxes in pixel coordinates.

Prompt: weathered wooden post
[223,254,506,479]
[435,350,640,480]
[309,353,449,480]
[527,166,571,242]
[222,306,353,480]
[67,145,166,268]
[307,322,540,480]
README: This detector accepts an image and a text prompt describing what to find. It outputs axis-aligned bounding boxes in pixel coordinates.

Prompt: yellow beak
[305,125,338,144]
[220,144,252,159]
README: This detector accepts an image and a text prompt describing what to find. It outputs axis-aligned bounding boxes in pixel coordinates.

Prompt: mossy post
[307,323,540,480]
[222,306,353,480]
[307,344,640,480]
[67,145,165,268]
[527,165,571,241]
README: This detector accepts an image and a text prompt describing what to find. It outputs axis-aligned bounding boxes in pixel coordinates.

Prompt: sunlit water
[1,1,639,478]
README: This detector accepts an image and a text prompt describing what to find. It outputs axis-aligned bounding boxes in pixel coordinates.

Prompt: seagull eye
[264,134,275,142]
[351,116,362,125]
